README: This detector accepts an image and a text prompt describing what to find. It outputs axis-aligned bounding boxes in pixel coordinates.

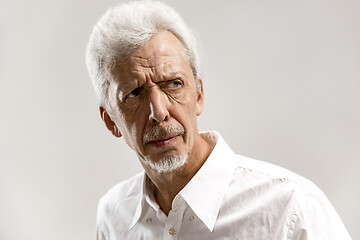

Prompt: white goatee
[143,153,189,173]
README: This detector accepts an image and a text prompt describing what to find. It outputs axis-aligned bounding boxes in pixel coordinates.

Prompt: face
[103,30,204,168]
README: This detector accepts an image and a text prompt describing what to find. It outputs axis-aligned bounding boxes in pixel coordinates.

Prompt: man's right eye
[125,87,142,99]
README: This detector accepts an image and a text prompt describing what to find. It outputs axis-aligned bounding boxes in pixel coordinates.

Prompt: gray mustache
[142,125,185,144]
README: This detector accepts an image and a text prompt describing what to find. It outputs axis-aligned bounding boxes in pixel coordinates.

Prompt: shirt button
[168,227,176,236]
[146,218,152,223]
[189,216,194,221]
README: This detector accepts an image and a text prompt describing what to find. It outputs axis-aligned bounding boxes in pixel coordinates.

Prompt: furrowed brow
[161,71,184,80]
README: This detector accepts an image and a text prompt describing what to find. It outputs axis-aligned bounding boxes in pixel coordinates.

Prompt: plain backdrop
[1,0,359,239]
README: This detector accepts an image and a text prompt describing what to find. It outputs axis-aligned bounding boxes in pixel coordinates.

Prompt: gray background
[1,0,359,239]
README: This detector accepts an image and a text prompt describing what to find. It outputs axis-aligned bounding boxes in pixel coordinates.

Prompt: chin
[143,153,189,173]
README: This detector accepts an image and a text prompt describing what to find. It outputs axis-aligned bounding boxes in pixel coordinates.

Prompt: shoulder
[233,154,321,193]
[102,171,144,202]
[97,171,144,221]
[228,154,331,211]
[96,172,144,239]
[231,155,351,239]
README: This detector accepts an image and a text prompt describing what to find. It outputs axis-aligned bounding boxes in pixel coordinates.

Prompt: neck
[144,133,213,215]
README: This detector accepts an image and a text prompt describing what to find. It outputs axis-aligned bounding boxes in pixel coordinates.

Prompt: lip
[147,135,179,147]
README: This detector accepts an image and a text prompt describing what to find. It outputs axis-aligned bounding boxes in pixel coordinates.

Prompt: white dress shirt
[96,131,351,240]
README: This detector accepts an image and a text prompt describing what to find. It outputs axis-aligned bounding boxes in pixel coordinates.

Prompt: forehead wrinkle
[129,67,154,87]
[116,31,190,87]
[131,56,153,68]
[156,60,186,81]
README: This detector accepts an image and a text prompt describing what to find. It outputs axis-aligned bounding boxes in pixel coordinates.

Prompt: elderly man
[86,1,351,239]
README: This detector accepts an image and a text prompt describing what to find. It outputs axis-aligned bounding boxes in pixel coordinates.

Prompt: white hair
[85,0,201,109]
[143,153,189,173]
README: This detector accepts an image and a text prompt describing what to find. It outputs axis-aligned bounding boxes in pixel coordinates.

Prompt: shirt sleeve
[290,185,351,240]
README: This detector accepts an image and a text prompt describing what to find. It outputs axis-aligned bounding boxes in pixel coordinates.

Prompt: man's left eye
[166,81,182,88]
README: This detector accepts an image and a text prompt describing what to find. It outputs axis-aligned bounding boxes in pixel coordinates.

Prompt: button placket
[163,211,181,239]
[163,199,187,240]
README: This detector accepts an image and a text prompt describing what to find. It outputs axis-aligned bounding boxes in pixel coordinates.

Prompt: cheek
[130,123,139,143]
[174,101,199,129]
[119,122,138,151]
[122,113,146,148]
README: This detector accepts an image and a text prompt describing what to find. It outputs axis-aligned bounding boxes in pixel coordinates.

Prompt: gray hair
[85,0,201,108]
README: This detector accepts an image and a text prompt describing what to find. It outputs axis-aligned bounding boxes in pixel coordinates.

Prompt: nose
[148,89,169,123]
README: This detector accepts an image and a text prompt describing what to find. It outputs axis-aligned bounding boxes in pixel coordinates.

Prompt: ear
[99,106,122,138]
[196,78,204,116]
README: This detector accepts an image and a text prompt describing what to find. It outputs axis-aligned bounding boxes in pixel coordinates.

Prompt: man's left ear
[196,78,204,116]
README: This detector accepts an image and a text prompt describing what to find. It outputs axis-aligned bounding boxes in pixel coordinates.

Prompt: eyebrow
[160,71,184,80]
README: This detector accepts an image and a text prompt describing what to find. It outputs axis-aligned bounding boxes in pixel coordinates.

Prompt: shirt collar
[179,131,237,231]
[129,172,146,229]
[129,131,237,232]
